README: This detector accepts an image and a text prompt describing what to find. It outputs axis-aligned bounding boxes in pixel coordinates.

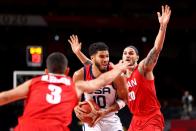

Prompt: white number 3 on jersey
[46,84,62,104]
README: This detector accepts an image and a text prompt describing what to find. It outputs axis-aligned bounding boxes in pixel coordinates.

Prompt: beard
[95,62,108,73]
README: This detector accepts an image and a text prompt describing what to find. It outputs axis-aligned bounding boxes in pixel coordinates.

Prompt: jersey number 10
[93,95,106,108]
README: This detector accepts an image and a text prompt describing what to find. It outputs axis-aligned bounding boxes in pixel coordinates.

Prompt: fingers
[79,42,82,48]
[165,5,169,13]
[161,5,164,14]
[68,34,78,44]
[157,12,161,18]
[118,60,123,64]
[109,62,115,69]
[74,107,89,121]
[109,60,123,69]
[90,112,102,127]
[164,5,170,14]
[166,5,171,16]
[68,39,72,44]
[109,60,129,71]
[162,5,171,15]
[75,111,85,121]
[74,105,87,114]
[75,35,78,42]
[158,5,171,23]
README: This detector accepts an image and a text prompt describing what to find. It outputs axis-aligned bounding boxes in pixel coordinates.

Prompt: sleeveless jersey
[127,66,164,130]
[15,74,78,131]
[82,65,124,131]
[83,64,116,111]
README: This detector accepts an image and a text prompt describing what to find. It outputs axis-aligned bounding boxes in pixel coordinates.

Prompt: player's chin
[128,63,133,66]
[100,67,107,73]
[127,63,134,68]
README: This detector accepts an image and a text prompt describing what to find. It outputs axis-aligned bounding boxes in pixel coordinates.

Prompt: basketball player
[68,38,128,131]
[68,5,171,131]
[0,52,129,131]
[122,5,171,131]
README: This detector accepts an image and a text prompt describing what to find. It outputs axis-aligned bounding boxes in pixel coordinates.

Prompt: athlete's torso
[127,66,164,129]
[20,73,78,127]
[82,65,124,131]
[83,64,117,110]
[127,66,161,116]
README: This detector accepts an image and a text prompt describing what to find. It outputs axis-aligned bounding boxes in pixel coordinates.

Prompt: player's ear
[64,67,70,75]
[45,69,49,74]
[90,56,94,60]
[136,56,139,62]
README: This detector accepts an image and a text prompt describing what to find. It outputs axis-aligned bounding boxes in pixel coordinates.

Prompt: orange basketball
[79,99,100,124]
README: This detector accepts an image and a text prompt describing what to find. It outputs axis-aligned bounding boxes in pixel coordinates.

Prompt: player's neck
[125,63,137,77]
[48,73,65,76]
[92,64,102,78]
[124,69,132,78]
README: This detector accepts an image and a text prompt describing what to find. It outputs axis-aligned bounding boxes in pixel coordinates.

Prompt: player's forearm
[103,103,120,115]
[144,24,167,68]
[0,92,9,105]
[154,24,167,51]
[0,91,19,105]
[75,50,92,65]
[95,68,123,88]
[84,68,123,93]
[104,99,126,114]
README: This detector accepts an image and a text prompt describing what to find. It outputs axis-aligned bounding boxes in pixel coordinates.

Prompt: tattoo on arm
[83,60,93,65]
[144,48,161,66]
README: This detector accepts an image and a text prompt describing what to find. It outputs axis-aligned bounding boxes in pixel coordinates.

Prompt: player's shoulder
[74,67,84,76]
[73,67,85,82]
[30,75,43,84]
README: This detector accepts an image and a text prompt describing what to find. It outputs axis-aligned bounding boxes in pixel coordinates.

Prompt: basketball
[79,99,100,124]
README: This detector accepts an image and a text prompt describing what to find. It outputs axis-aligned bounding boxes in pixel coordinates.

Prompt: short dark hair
[46,52,68,74]
[125,45,139,56]
[88,42,109,56]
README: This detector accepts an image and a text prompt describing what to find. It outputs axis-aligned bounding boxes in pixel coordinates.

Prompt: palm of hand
[158,5,171,25]
[68,34,82,53]
[72,42,81,53]
[159,13,170,25]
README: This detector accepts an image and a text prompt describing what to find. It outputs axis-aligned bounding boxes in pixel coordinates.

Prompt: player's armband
[116,99,126,110]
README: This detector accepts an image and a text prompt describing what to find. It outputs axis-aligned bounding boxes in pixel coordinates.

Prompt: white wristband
[116,99,126,110]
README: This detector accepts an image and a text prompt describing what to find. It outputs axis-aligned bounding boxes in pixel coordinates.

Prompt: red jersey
[14,74,78,131]
[127,66,164,130]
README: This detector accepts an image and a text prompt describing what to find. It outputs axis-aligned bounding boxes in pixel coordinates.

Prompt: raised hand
[68,34,82,54]
[157,5,171,26]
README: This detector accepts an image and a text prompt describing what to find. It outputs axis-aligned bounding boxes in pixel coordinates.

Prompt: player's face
[122,47,138,66]
[93,50,109,73]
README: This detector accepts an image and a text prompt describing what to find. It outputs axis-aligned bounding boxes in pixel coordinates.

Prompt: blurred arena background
[0,0,196,130]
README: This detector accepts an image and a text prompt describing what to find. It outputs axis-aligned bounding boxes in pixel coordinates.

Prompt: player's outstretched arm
[141,5,171,72]
[0,80,30,105]
[68,34,92,65]
[75,61,129,96]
